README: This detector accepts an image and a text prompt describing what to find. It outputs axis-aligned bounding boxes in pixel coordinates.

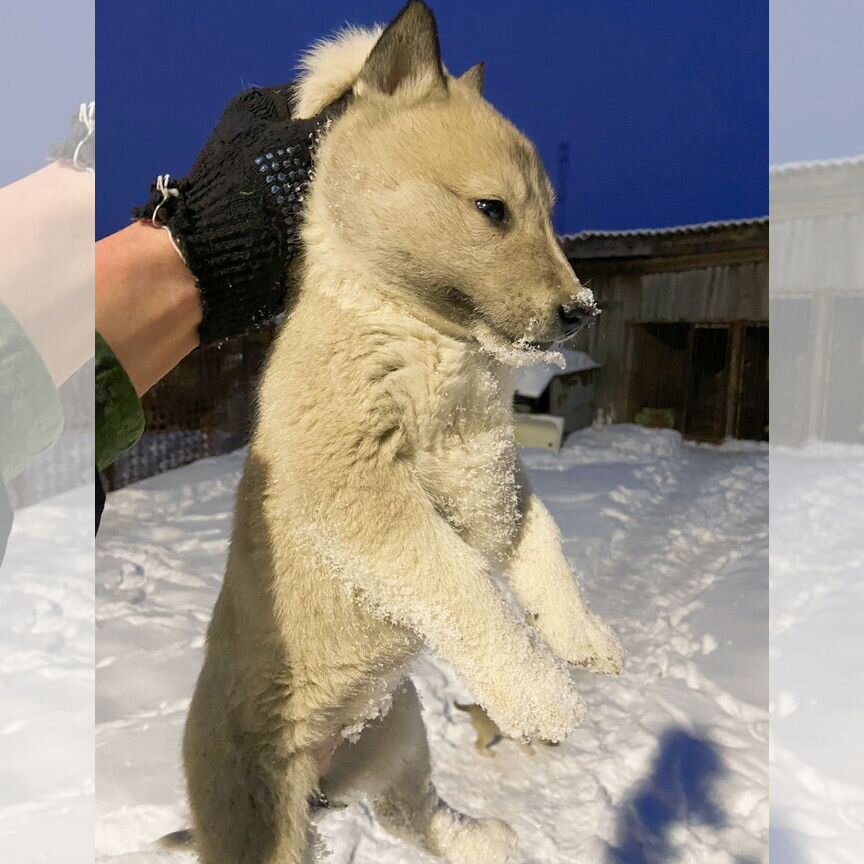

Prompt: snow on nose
[554,279,600,340]
[568,279,597,314]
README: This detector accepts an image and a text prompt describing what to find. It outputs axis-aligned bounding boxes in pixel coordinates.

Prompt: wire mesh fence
[101,327,276,492]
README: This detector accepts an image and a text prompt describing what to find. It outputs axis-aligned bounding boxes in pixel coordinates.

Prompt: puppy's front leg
[306,463,584,742]
[504,463,624,675]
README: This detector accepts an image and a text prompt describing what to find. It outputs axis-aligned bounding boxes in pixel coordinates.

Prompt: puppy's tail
[158,828,194,850]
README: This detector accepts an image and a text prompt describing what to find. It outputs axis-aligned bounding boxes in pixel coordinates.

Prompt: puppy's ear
[356,1,446,102]
[459,62,485,96]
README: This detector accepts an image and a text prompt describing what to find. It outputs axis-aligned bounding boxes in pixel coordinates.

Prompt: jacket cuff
[0,304,64,484]
[96,332,145,472]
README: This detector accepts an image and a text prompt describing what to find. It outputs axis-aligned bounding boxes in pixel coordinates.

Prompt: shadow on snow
[769,817,810,864]
[606,727,733,864]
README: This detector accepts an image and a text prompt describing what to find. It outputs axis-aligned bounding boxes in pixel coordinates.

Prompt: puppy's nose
[557,301,599,333]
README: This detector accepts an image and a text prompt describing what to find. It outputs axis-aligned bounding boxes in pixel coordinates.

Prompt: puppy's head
[298,1,596,349]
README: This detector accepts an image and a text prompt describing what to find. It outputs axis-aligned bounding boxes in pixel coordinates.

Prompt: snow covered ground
[0,484,94,864]
[93,425,768,863]
[770,444,864,864]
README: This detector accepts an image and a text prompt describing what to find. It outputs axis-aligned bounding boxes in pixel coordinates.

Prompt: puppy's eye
[475,199,509,224]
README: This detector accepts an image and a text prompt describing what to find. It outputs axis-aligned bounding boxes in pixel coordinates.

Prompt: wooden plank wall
[568,254,768,428]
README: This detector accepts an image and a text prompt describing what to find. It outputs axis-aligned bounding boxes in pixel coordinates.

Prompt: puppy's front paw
[525,675,586,742]
[430,807,518,864]
[541,611,625,675]
[482,658,585,742]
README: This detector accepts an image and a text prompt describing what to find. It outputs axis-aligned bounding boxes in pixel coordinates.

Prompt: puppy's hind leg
[323,679,517,864]
[188,738,320,864]
[184,673,320,864]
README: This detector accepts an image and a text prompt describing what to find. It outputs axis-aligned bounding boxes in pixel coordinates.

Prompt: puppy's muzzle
[556,300,600,341]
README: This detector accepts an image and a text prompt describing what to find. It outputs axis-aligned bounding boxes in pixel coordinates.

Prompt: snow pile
[94,425,768,863]
[515,349,599,400]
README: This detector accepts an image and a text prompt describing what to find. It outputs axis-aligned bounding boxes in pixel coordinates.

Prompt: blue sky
[770,0,864,164]
[96,1,768,237]
[0,1,94,187]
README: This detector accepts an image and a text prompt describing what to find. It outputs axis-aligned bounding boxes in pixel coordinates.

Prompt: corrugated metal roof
[771,154,864,176]
[560,216,768,242]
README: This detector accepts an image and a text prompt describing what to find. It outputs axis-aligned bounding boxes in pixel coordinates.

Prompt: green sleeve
[0,303,64,484]
[96,333,145,471]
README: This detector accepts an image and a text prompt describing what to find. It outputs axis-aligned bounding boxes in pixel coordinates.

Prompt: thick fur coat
[183,4,623,863]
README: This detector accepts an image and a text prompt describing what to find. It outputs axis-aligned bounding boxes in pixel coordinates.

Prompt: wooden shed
[771,156,864,445]
[561,219,768,443]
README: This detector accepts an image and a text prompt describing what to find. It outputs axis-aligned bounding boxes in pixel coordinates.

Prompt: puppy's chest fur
[407,341,522,562]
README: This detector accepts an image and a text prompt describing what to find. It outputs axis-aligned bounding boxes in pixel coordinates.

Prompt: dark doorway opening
[737,325,769,441]
[630,322,768,443]
[685,326,730,442]
[629,323,690,430]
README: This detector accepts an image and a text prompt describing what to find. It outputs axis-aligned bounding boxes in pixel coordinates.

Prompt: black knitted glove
[135,85,348,344]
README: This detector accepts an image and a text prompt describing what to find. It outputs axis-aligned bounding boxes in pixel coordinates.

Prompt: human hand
[135,84,348,344]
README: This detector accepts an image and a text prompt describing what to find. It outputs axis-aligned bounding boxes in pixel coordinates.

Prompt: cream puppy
[182,4,623,863]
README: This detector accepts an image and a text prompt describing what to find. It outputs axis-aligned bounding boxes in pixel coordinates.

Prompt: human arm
[0,110,94,550]
[0,162,94,389]
[96,222,200,397]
